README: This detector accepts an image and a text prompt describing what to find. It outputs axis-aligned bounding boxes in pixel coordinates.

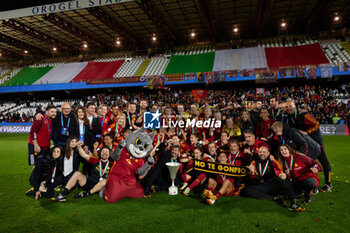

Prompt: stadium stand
[0,103,16,113]
[164,52,215,74]
[71,61,125,82]
[341,42,350,55]
[143,57,170,76]
[321,41,350,66]
[0,69,21,85]
[1,67,53,86]
[113,58,145,78]
[33,62,89,84]
[213,47,268,71]
[135,59,151,76]
[264,43,329,67]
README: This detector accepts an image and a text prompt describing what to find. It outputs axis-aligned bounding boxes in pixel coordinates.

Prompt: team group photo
[0,0,350,232]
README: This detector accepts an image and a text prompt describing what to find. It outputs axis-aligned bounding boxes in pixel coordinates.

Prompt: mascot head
[125,128,155,159]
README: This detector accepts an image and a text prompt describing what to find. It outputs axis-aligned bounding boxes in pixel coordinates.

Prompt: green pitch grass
[0,134,349,233]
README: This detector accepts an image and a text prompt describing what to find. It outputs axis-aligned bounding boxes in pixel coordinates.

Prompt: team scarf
[191,159,249,177]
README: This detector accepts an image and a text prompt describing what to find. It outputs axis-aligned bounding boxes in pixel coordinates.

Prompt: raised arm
[76,141,91,162]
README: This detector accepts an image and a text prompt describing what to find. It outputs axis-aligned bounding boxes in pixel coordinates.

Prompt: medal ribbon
[258,160,269,177]
[284,155,294,171]
[51,164,56,181]
[229,151,240,164]
[99,160,110,179]
[127,111,131,127]
[158,134,165,143]
[221,175,226,181]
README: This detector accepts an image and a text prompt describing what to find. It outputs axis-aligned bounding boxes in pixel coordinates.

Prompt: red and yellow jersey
[105,122,123,136]
[97,142,118,152]
[255,118,275,139]
[223,125,241,138]
[227,150,246,166]
[99,115,110,136]
[108,147,145,181]
[283,153,322,184]
[216,174,234,184]
[152,133,167,145]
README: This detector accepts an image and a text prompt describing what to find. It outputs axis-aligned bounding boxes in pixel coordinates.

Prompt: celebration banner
[206,71,213,84]
[319,64,333,78]
[197,72,205,82]
[255,68,278,83]
[338,62,350,72]
[86,76,144,84]
[147,75,165,89]
[191,159,249,177]
[306,65,317,79]
[279,67,295,77]
[296,66,305,78]
[240,69,253,77]
[225,70,238,77]
[184,73,197,80]
[213,71,226,82]
[165,74,184,82]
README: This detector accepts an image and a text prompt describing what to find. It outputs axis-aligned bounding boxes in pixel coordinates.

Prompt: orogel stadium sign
[0,0,134,20]
[143,111,221,129]
[190,159,249,177]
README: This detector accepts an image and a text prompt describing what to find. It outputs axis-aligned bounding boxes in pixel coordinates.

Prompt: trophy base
[168,185,178,195]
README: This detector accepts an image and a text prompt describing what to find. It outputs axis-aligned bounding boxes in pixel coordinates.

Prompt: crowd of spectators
[1,84,349,125]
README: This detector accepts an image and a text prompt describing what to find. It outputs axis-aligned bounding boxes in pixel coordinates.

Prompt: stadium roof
[0,0,349,60]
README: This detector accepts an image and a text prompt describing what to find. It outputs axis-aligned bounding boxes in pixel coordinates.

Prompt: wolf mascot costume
[104,128,155,203]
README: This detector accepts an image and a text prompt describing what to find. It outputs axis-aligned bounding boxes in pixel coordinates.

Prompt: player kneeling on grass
[26,146,62,199]
[205,152,235,205]
[278,145,322,204]
[53,141,112,201]
[181,147,210,196]
[242,146,305,212]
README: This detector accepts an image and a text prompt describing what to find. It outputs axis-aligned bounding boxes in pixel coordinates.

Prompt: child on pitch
[53,141,112,201]
[242,146,305,212]
[278,145,322,204]
[205,152,235,205]
[181,147,209,196]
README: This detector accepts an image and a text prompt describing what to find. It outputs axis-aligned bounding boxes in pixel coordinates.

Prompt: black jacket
[280,124,321,160]
[52,111,76,146]
[29,154,56,192]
